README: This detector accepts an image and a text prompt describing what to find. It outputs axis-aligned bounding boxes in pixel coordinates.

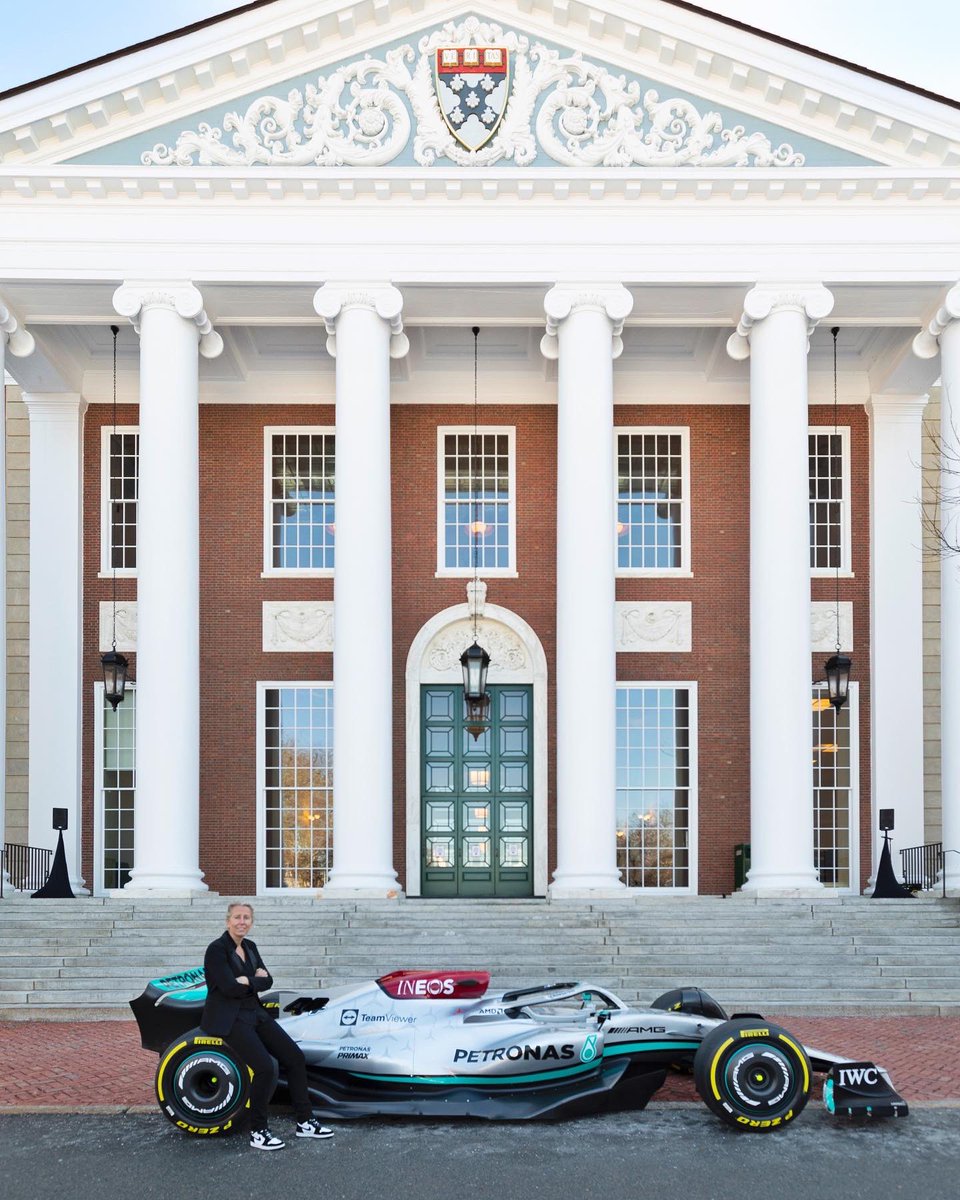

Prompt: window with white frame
[616,429,690,574]
[809,428,851,574]
[437,428,515,575]
[615,684,696,889]
[264,429,335,574]
[100,426,139,576]
[97,685,136,892]
[812,684,857,890]
[261,685,333,889]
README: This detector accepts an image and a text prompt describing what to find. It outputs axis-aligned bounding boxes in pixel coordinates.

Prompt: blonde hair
[226,901,254,920]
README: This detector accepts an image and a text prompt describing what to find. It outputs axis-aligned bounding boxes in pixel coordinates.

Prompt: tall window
[437,428,515,575]
[100,426,139,575]
[98,686,136,892]
[261,685,333,889]
[616,429,690,574]
[809,428,850,574]
[812,685,856,889]
[615,685,696,889]
[264,429,335,574]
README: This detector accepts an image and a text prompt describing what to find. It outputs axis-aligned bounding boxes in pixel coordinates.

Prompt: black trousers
[226,1012,312,1129]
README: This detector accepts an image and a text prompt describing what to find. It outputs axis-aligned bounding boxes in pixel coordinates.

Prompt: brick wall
[79,399,871,896]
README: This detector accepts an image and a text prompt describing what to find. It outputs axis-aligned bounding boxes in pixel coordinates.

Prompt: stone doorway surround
[405,585,548,896]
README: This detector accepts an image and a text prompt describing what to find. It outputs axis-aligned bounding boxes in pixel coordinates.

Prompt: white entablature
[1,0,957,171]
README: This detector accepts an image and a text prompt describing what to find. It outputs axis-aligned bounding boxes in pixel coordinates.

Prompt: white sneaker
[250,1128,285,1151]
[295,1119,334,1139]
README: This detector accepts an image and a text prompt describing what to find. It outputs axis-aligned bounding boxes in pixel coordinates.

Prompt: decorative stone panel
[422,618,528,681]
[615,602,692,652]
[98,601,138,653]
[262,601,334,652]
[810,601,853,652]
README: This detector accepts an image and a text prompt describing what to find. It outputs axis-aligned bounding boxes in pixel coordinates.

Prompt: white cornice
[1,164,959,204]
[1,0,957,170]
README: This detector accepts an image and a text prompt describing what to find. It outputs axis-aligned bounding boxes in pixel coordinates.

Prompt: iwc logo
[434,46,510,151]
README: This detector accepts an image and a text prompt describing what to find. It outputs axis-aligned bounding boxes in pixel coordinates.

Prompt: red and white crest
[434,46,511,152]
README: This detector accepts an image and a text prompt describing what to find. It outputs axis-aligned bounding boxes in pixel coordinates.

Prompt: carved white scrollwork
[263,601,334,652]
[615,602,692,652]
[810,602,853,653]
[99,601,138,653]
[426,619,527,675]
[142,17,804,170]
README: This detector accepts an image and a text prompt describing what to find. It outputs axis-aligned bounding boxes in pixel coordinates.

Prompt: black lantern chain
[101,324,129,711]
[460,325,491,739]
[824,325,851,710]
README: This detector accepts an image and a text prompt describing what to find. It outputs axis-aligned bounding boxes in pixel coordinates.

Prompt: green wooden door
[421,685,533,897]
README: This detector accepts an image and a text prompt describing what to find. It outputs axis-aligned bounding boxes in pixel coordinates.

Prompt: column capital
[0,295,35,358]
[726,282,834,361]
[541,283,633,360]
[913,283,960,359]
[21,391,88,422]
[313,282,408,359]
[865,393,929,423]
[112,280,223,359]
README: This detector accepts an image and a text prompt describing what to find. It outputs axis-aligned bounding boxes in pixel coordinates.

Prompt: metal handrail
[899,842,944,896]
[0,843,54,898]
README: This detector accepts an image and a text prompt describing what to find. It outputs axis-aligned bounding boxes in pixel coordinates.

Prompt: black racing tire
[693,1018,811,1132]
[155,1031,251,1136]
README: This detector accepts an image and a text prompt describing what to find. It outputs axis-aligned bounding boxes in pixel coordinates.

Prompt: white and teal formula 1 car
[131,969,907,1135]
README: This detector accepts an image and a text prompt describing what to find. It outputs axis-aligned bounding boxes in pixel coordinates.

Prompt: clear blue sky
[1,1,958,101]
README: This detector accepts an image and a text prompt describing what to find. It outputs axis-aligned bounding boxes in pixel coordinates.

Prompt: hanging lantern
[461,640,490,701]
[101,648,129,711]
[461,640,491,740]
[824,652,851,711]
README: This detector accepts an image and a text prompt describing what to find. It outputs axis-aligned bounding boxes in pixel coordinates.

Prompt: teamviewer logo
[340,1009,359,1026]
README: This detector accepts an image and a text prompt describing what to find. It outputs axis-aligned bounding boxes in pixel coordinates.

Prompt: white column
[542,284,632,896]
[23,392,88,892]
[727,284,833,895]
[313,282,407,897]
[0,300,34,881]
[866,394,928,878]
[113,282,222,895]
[915,285,960,893]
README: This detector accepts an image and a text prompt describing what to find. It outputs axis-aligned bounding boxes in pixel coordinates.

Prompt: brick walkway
[2,1015,959,1110]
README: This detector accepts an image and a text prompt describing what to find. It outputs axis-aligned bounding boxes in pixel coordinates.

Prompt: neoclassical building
[1,0,959,899]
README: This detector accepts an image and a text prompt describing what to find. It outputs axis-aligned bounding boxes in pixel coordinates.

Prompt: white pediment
[1,0,957,172]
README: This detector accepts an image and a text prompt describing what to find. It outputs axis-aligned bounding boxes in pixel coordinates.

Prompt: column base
[737,883,825,898]
[122,868,209,896]
[549,872,625,899]
[321,870,403,900]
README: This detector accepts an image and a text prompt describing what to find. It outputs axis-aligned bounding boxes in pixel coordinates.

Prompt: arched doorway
[405,594,548,897]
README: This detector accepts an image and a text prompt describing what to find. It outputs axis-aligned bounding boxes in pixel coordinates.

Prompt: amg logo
[738,1029,770,1039]
[839,1067,879,1087]
[192,1037,224,1045]
[608,1025,666,1035]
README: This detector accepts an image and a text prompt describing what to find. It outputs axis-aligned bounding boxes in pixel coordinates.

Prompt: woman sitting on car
[202,901,334,1151]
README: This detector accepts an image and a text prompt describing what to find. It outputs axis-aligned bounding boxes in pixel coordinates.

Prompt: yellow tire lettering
[777,1034,809,1093]
[156,1040,189,1103]
[738,1028,770,1039]
[709,1037,735,1101]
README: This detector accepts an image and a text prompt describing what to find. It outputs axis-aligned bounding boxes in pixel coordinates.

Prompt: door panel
[422,684,533,897]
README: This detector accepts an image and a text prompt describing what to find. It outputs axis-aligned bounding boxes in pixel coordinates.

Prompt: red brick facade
[80,399,871,896]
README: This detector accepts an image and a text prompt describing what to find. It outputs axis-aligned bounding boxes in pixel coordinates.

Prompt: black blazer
[200,930,274,1037]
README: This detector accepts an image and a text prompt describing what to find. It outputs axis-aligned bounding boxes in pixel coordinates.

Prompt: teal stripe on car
[603,1041,701,1057]
[349,1061,599,1086]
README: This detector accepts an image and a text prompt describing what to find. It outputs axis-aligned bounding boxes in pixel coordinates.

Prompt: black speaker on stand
[872,809,913,900]
[32,809,75,899]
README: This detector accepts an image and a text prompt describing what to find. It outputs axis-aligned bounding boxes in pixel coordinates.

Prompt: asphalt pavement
[3,1107,958,1200]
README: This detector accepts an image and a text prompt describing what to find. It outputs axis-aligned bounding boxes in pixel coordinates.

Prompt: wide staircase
[2,894,960,1018]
